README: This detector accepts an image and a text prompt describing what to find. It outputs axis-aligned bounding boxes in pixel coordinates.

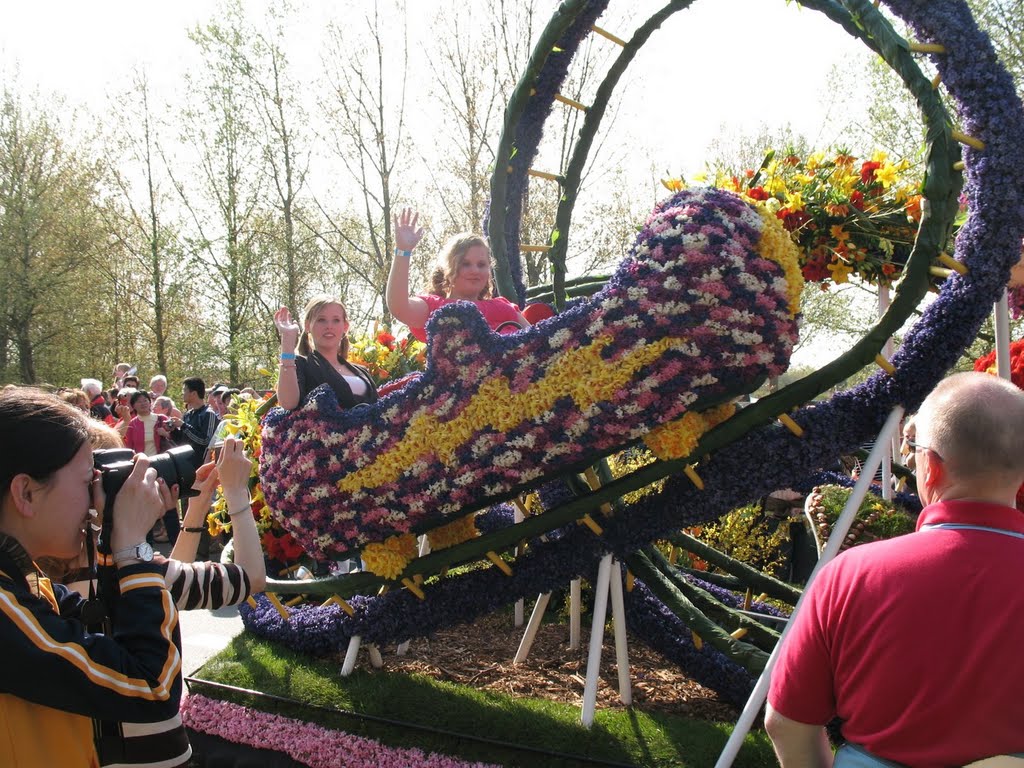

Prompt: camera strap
[89,496,127,765]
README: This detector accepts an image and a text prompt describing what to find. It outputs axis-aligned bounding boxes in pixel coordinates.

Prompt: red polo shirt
[769,500,1024,766]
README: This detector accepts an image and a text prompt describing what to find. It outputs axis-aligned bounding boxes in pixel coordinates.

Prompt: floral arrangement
[260,186,802,560]
[235,0,1024,715]
[182,694,499,768]
[666,148,928,288]
[349,328,427,388]
[805,485,916,553]
[206,395,309,571]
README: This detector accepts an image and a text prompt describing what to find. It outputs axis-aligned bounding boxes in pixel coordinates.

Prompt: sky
[0,0,872,177]
[0,0,882,364]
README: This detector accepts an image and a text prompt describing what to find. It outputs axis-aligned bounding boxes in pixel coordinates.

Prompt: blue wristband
[280,352,296,360]
[394,248,413,258]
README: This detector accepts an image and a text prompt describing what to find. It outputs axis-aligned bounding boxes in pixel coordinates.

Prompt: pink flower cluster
[182,693,500,768]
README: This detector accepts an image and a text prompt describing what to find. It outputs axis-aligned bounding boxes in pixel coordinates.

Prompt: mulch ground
[368,611,740,723]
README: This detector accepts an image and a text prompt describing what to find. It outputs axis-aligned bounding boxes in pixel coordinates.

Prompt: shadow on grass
[189,634,773,768]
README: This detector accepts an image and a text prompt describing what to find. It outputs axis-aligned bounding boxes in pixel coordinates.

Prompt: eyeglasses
[906,438,942,461]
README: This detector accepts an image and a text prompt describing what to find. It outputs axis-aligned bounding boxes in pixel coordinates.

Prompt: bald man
[767,373,1024,768]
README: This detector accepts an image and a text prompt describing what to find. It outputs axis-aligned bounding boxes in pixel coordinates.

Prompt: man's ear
[8,475,36,518]
[921,450,945,496]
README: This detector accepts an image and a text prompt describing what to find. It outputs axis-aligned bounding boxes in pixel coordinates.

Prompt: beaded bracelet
[394,248,413,258]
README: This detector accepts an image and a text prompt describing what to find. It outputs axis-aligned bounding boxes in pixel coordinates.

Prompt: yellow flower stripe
[426,513,479,551]
[338,335,688,492]
[361,533,418,580]
[755,208,804,315]
[643,403,736,461]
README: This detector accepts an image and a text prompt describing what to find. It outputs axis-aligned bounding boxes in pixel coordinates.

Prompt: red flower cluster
[974,341,1024,510]
[973,339,1024,391]
[261,530,306,563]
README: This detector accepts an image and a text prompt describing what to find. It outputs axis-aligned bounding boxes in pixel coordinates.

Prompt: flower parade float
[186,0,1024,765]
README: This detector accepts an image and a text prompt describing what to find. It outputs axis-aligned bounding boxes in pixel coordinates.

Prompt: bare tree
[172,20,269,384]
[102,71,183,376]
[200,0,314,313]
[316,0,411,324]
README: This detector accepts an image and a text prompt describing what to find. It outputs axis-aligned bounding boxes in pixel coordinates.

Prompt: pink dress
[409,295,522,342]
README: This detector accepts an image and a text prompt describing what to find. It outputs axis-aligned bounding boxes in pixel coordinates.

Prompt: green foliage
[805,484,915,551]
[197,633,775,767]
[694,504,791,578]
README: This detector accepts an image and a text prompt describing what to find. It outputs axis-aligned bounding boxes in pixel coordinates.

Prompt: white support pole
[514,506,525,627]
[514,592,552,664]
[714,407,905,768]
[608,559,632,705]
[996,289,1012,381]
[581,554,614,727]
[341,635,362,676]
[569,578,582,650]
[368,644,383,668]
[878,284,894,500]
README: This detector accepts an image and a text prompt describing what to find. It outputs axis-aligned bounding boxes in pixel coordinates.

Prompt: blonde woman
[386,207,529,342]
[273,295,378,411]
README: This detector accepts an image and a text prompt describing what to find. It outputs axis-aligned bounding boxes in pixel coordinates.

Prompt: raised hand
[393,207,425,253]
[274,306,301,352]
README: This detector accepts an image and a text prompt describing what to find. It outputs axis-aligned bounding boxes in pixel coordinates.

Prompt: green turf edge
[188,633,775,768]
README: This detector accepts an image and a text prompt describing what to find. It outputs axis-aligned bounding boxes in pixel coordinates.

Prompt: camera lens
[94,445,197,500]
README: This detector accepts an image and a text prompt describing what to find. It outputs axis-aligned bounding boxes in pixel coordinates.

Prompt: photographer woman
[0,387,181,767]
[56,426,265,767]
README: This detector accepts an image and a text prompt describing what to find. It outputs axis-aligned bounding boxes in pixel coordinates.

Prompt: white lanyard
[921,522,1024,541]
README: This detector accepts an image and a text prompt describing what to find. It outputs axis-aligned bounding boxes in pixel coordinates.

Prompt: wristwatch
[112,541,155,565]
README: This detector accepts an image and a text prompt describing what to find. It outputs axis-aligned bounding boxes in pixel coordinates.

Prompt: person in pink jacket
[124,390,172,456]
[124,390,178,544]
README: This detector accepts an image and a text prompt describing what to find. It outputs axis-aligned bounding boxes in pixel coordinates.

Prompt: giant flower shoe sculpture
[260,187,802,560]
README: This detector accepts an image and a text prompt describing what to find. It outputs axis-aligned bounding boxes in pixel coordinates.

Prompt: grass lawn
[190,634,774,767]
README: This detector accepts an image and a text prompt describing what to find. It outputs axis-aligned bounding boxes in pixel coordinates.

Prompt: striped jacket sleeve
[0,562,182,723]
[165,559,252,610]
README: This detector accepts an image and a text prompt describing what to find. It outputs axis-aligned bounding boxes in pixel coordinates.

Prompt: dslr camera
[93,445,199,504]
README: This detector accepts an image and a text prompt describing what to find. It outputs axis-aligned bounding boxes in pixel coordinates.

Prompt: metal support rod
[581,554,613,727]
[996,289,1012,381]
[341,635,361,676]
[878,284,894,500]
[608,559,632,705]
[513,593,552,664]
[714,407,905,767]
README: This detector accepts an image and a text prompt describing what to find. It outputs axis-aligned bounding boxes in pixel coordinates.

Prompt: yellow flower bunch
[348,329,427,387]
[643,403,736,461]
[755,207,804,315]
[608,448,662,503]
[426,513,479,551]
[337,334,690,493]
[360,533,418,580]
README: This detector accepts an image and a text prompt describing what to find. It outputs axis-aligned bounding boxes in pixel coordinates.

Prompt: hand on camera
[101,455,172,554]
[217,438,253,501]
